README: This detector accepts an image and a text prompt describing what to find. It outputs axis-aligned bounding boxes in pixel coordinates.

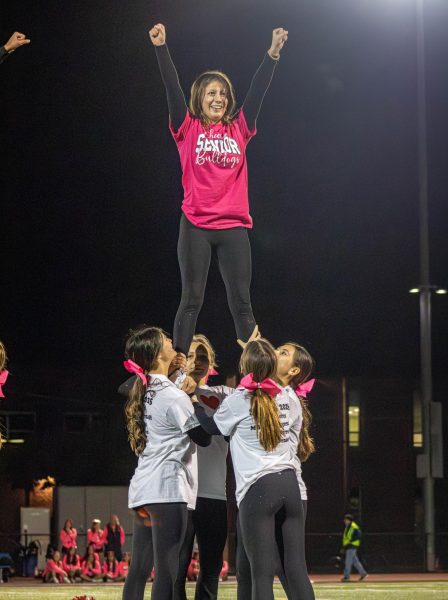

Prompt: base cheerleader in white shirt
[175,334,231,600]
[121,326,211,600]
[237,342,316,600]
[193,338,315,600]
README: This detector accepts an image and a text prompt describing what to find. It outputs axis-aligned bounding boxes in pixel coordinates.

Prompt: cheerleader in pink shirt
[59,519,77,555]
[87,518,103,556]
[149,24,288,357]
[103,550,120,582]
[80,544,102,582]
[117,551,131,582]
[102,514,125,561]
[62,546,81,582]
[42,550,70,583]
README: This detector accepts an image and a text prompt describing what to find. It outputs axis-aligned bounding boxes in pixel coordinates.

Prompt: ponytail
[296,396,315,462]
[240,338,282,452]
[285,342,316,462]
[123,325,165,456]
[250,389,283,452]
[124,375,147,456]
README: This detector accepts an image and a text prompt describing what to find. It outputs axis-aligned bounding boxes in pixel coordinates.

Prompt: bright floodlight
[435,288,447,295]
[409,288,420,294]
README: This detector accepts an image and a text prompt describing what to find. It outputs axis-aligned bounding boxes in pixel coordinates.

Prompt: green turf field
[2,582,448,599]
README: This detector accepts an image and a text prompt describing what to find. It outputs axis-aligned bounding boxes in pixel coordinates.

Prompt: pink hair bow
[0,369,9,398]
[295,378,315,398]
[208,368,219,376]
[123,360,148,386]
[239,373,281,399]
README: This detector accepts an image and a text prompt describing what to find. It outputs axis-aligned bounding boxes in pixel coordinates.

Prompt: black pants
[176,497,228,600]
[238,470,314,600]
[174,214,256,354]
[122,503,188,600]
[236,500,308,600]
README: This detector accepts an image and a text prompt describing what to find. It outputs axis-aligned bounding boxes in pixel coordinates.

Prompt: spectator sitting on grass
[42,550,70,583]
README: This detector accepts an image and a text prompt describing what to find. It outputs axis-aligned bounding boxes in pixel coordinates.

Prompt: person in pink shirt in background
[62,546,81,582]
[80,550,102,582]
[102,550,120,582]
[117,551,131,582]
[87,518,104,558]
[102,514,125,561]
[42,550,70,583]
[149,23,288,361]
[59,519,77,555]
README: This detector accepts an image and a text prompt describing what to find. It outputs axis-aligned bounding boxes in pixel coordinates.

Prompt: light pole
[414,0,446,572]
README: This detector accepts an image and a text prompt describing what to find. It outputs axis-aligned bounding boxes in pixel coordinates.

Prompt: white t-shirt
[213,387,299,506]
[194,385,234,501]
[128,374,200,510]
[285,386,307,501]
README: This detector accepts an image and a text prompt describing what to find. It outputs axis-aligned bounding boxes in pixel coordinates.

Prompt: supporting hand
[168,352,186,376]
[4,31,31,53]
[237,324,261,349]
[149,23,166,46]
[268,28,288,59]
[182,376,197,395]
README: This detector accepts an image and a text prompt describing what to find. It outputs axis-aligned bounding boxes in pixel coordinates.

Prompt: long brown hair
[189,71,236,126]
[192,334,217,371]
[124,326,165,456]
[286,342,316,462]
[0,341,6,372]
[239,339,282,452]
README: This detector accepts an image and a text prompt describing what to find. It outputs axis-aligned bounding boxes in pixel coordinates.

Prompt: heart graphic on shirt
[199,395,220,410]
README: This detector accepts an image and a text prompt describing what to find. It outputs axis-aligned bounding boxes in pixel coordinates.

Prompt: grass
[2,582,448,599]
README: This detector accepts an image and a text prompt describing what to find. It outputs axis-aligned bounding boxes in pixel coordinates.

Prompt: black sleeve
[154,44,188,132]
[193,404,223,436]
[0,46,9,65]
[242,53,278,131]
[187,425,211,447]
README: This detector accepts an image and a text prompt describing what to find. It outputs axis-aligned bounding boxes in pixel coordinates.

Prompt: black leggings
[122,503,188,600]
[174,214,256,354]
[237,470,314,600]
[176,498,228,600]
[236,501,308,600]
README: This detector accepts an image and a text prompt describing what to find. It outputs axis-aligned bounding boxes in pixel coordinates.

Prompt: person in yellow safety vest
[340,513,368,582]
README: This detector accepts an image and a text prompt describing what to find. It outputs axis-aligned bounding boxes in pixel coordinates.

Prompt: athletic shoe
[359,573,368,581]
[341,577,350,582]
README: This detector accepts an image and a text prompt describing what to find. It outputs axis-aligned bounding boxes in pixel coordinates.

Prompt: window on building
[413,391,423,448]
[0,412,36,444]
[348,391,360,447]
[63,412,102,433]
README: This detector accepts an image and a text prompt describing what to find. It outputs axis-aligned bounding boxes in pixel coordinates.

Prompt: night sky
[1,0,447,399]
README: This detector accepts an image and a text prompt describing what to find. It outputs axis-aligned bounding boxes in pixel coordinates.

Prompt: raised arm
[149,23,187,132]
[242,27,288,130]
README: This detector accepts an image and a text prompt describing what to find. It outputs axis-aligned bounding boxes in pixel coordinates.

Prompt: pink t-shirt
[170,110,256,230]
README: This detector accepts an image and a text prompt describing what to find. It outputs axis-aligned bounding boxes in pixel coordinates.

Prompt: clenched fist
[268,28,288,59]
[4,31,31,53]
[149,23,166,46]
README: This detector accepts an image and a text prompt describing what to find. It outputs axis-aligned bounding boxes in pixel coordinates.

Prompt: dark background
[1,0,447,395]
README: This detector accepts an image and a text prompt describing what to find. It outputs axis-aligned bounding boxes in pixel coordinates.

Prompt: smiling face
[187,341,210,383]
[201,79,229,124]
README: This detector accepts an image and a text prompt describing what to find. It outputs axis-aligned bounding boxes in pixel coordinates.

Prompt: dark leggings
[174,214,256,354]
[236,501,308,600]
[237,471,314,600]
[176,498,228,600]
[122,503,188,600]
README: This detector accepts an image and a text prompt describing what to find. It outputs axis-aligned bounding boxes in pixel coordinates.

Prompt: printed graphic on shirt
[195,130,241,169]
[249,400,290,443]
